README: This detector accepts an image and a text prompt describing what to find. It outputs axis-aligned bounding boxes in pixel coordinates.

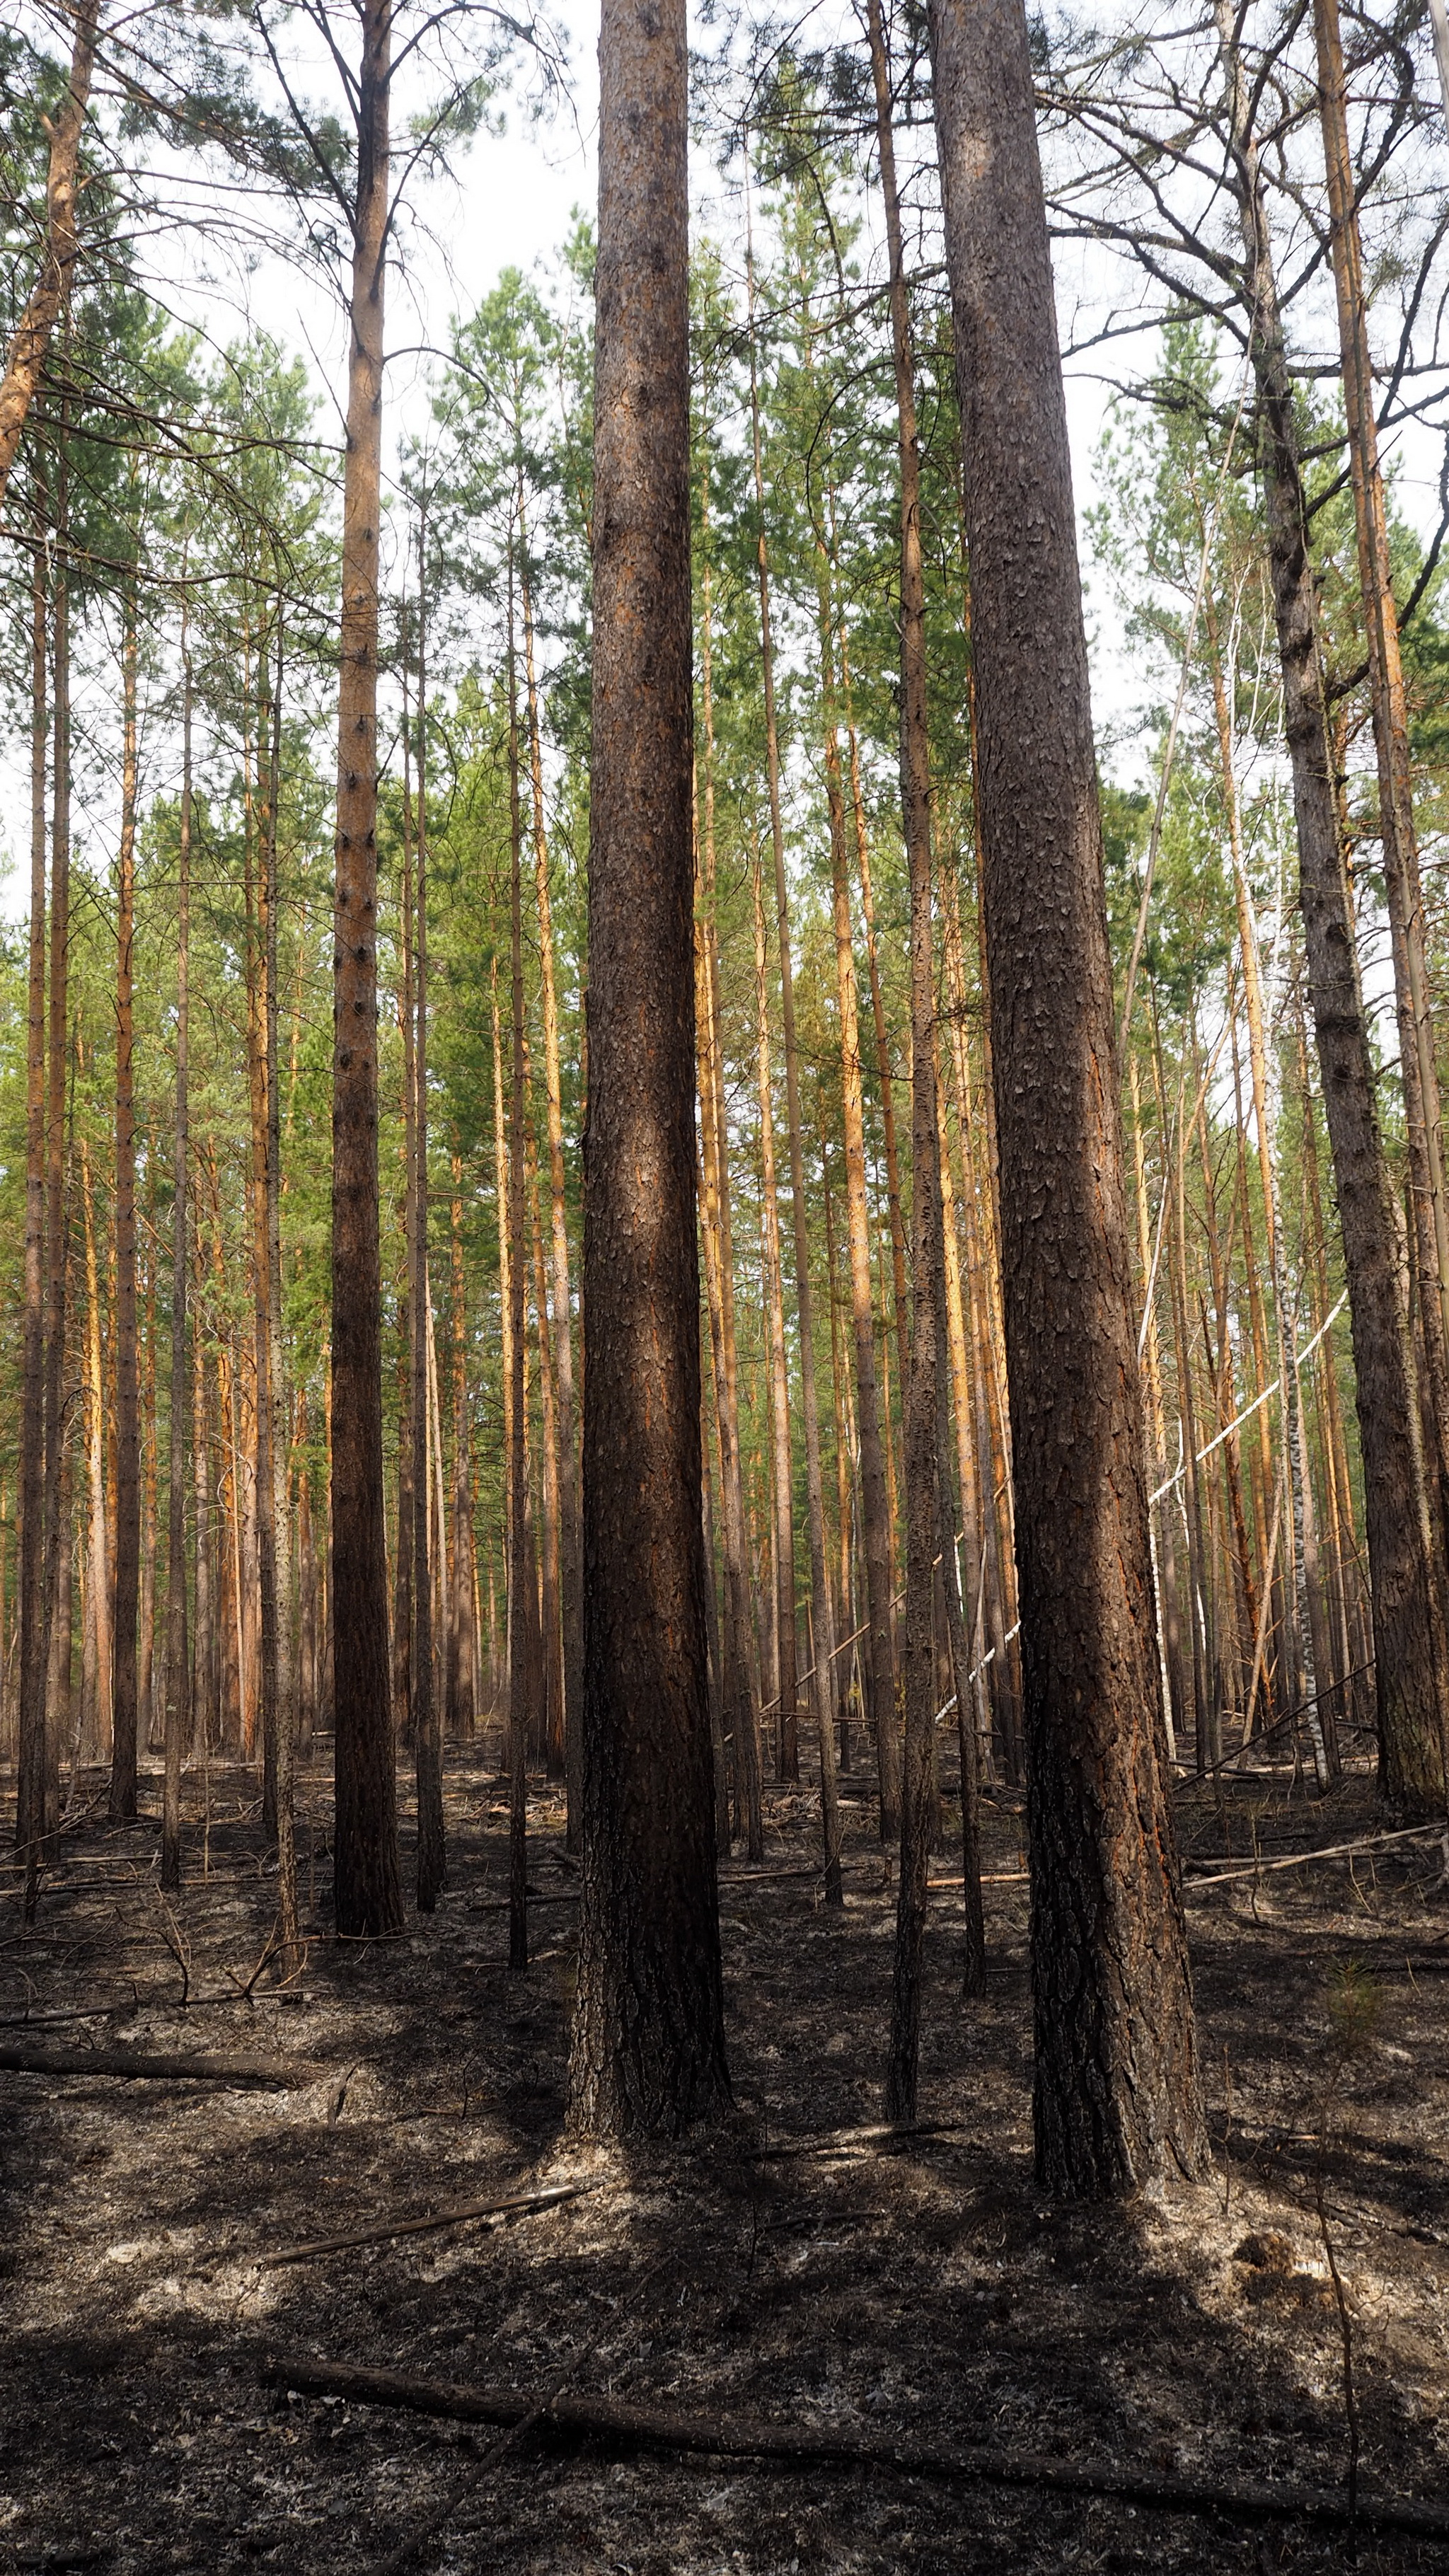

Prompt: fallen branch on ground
[749,2120,981,2163]
[258,2355,1449,2543]
[1184,1823,1447,1888]
[0,1991,311,2030]
[0,2044,307,2085]
[256,2178,600,2267]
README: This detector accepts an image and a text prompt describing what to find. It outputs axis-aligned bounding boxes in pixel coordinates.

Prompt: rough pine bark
[330,0,402,1936]
[567,0,730,2137]
[929,0,1208,2195]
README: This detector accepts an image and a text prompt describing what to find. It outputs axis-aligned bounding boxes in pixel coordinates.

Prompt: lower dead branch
[0,2045,307,2085]
[260,2355,1449,2543]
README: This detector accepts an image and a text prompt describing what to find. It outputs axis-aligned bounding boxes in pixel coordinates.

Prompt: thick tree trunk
[330,0,401,1936]
[567,0,729,2136]
[110,590,140,1822]
[1216,0,1449,1811]
[0,0,98,507]
[930,0,1208,2194]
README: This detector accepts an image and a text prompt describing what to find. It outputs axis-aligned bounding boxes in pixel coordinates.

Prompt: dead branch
[0,2045,308,2085]
[258,2355,1449,2541]
[258,2178,600,2267]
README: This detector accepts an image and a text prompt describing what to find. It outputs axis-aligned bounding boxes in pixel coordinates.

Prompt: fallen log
[260,2355,1449,2544]
[259,2178,599,2267]
[0,2044,307,2086]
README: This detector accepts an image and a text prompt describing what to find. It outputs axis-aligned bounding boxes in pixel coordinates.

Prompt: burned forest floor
[1,1741,1448,2575]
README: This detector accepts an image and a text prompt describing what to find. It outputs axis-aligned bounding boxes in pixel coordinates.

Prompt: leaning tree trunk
[330,0,402,1936]
[1216,0,1449,1813]
[0,0,98,508]
[567,0,730,2138]
[929,0,1208,2196]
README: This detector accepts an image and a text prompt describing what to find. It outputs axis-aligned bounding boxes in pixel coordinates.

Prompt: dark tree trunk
[1215,0,1449,1813]
[330,0,402,1936]
[929,0,1208,2196]
[42,498,70,1840]
[507,556,532,1975]
[567,0,730,2137]
[110,585,140,1823]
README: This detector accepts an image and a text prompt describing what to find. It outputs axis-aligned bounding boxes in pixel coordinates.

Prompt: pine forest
[2,0,1449,2565]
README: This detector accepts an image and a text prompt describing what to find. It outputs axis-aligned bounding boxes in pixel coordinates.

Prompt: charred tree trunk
[567,0,730,2135]
[412,526,445,1913]
[930,0,1208,2195]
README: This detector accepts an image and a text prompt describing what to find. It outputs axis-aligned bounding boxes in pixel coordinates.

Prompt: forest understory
[1,1745,1446,2575]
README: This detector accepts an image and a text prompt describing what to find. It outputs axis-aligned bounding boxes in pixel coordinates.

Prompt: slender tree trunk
[870,0,945,2123]
[18,499,50,1898]
[447,1155,475,1739]
[1216,0,1449,1810]
[41,513,71,1832]
[162,640,191,1890]
[930,0,1208,2193]
[0,0,98,507]
[520,531,582,1837]
[413,533,446,1912]
[245,649,281,1844]
[110,588,140,1821]
[507,558,531,1971]
[80,1134,110,1765]
[696,548,765,1857]
[567,0,729,2135]
[263,628,298,1953]
[744,238,800,1782]
[331,0,401,1934]
[1315,0,1449,1556]
[749,845,799,1784]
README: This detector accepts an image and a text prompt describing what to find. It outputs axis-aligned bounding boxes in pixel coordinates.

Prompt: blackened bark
[330,0,402,1936]
[929,0,1208,2195]
[567,0,730,2137]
